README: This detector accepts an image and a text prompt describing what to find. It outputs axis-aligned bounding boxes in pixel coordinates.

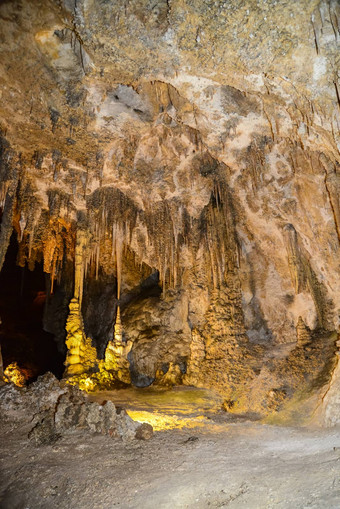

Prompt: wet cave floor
[1,386,340,508]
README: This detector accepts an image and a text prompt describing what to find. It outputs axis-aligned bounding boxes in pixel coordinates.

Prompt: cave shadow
[0,234,64,380]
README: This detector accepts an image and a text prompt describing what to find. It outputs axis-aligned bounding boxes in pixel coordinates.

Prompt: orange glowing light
[4,362,26,387]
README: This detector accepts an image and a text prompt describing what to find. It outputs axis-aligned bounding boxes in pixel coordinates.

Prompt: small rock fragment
[135,423,153,440]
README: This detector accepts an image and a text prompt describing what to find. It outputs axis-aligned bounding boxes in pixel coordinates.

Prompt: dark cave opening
[0,233,64,381]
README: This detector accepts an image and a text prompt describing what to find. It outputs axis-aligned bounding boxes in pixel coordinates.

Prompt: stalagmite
[104,305,132,384]
[113,305,123,345]
[104,227,132,384]
[64,298,97,376]
[64,229,97,377]
[296,316,311,347]
[104,338,132,384]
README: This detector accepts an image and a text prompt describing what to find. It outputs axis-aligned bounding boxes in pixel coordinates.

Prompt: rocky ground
[1,383,340,509]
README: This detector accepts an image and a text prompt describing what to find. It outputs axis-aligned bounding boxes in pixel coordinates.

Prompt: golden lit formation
[126,410,210,431]
[64,297,97,377]
[63,226,131,387]
[104,307,132,384]
[4,362,26,387]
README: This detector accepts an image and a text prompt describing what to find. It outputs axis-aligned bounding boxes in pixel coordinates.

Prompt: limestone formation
[64,227,98,376]
[296,316,312,347]
[319,335,340,427]
[0,372,67,424]
[155,362,183,387]
[0,372,149,442]
[104,307,132,384]
[0,0,339,420]
[3,362,26,387]
[184,329,206,386]
[64,298,97,376]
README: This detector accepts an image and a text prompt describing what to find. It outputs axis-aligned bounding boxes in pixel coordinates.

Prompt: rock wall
[0,0,339,416]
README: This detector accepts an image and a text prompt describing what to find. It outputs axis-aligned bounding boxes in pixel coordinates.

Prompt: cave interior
[1,0,340,507]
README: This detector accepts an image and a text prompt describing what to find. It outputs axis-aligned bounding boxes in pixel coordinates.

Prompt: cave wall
[0,0,339,413]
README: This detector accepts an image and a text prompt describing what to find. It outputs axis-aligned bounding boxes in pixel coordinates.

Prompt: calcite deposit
[0,0,340,420]
[0,372,148,442]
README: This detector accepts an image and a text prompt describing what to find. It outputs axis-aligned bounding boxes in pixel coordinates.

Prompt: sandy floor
[1,387,340,508]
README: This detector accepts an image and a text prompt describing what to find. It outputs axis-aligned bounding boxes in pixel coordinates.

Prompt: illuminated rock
[113,306,123,346]
[4,362,26,387]
[155,362,183,387]
[104,307,132,384]
[64,227,98,377]
[64,298,97,377]
[184,328,206,386]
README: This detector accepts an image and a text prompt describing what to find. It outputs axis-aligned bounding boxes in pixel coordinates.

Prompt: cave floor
[1,387,340,509]
[88,386,233,431]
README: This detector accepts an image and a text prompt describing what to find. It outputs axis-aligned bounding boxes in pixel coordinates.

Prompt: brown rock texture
[0,372,142,442]
[0,0,339,417]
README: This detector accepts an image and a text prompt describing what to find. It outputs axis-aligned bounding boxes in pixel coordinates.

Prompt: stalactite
[28,230,34,259]
[0,169,19,272]
[114,224,124,300]
[283,223,304,293]
[74,228,88,307]
[84,181,242,295]
[18,213,26,242]
[0,181,10,208]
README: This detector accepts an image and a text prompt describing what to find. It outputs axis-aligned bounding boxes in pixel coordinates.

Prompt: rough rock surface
[0,373,151,441]
[0,372,66,423]
[1,410,340,508]
[0,0,339,417]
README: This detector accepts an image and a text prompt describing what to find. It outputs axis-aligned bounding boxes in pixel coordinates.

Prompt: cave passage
[0,234,64,380]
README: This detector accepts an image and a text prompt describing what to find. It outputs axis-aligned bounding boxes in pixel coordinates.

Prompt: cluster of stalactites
[83,179,240,293]
[0,168,75,291]
[1,155,239,297]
